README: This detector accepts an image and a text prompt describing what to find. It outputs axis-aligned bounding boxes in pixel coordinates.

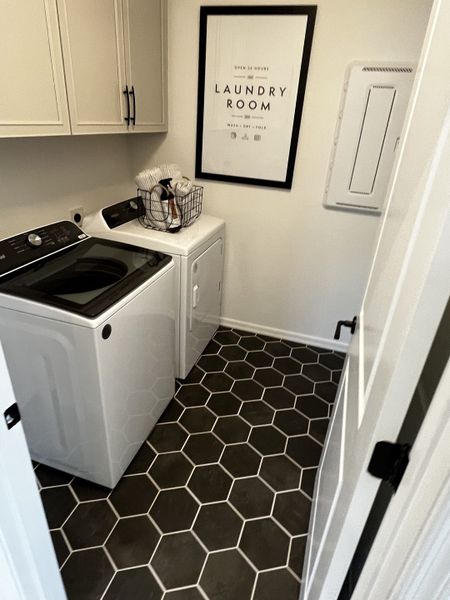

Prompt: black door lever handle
[334,315,357,340]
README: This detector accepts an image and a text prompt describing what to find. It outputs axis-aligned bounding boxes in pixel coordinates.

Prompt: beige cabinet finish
[57,0,167,134]
[0,0,70,137]
[123,0,167,132]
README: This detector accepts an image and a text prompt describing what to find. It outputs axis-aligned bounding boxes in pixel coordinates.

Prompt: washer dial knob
[27,233,43,247]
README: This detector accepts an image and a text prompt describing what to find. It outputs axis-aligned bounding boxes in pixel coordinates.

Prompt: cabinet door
[123,0,167,132]
[57,0,128,134]
[0,0,70,137]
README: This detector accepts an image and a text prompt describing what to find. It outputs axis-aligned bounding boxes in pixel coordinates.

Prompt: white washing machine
[83,200,225,379]
[0,221,175,488]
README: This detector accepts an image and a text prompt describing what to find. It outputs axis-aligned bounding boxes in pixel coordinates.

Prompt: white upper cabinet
[57,0,128,134]
[57,0,167,134]
[123,0,167,132]
[0,0,70,137]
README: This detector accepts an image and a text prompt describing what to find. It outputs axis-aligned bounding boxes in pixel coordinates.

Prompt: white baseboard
[220,316,349,353]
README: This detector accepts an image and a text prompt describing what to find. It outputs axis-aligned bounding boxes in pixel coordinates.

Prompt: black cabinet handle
[123,85,130,125]
[334,315,357,340]
[130,85,136,125]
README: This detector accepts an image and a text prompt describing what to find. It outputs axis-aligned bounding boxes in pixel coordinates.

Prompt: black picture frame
[195,5,317,189]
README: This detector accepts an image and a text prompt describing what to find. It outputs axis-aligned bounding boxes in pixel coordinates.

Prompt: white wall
[131,0,431,348]
[0,135,135,238]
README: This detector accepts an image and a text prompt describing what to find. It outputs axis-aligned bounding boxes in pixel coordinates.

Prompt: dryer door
[187,238,223,372]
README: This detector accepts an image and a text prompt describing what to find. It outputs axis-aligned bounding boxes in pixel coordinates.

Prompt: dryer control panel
[102,197,143,229]
[0,221,88,277]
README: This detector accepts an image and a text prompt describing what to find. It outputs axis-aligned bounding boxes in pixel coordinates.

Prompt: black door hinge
[368,441,411,491]
[3,403,21,430]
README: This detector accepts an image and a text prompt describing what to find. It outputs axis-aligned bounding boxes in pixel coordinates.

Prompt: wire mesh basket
[137,182,203,232]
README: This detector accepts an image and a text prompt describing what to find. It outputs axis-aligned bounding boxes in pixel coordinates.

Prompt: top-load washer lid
[0,221,171,318]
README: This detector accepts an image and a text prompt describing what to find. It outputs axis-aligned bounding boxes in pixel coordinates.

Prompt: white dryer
[0,221,175,488]
[83,200,225,379]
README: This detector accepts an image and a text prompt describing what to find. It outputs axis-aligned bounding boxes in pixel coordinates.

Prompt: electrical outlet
[69,207,85,225]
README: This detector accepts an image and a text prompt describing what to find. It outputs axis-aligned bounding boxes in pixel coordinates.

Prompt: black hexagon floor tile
[273,356,303,375]
[259,455,302,491]
[193,502,243,550]
[220,443,261,478]
[265,341,291,357]
[263,386,296,409]
[245,350,273,368]
[109,475,157,517]
[158,399,184,423]
[253,367,284,388]
[180,406,216,433]
[291,347,319,363]
[63,500,117,549]
[232,379,264,401]
[253,568,300,600]
[148,423,188,452]
[148,452,193,488]
[103,567,163,600]
[315,381,339,403]
[239,336,265,351]
[239,400,274,425]
[50,530,70,567]
[213,415,251,444]
[35,464,73,488]
[183,432,224,465]
[40,486,77,529]
[179,365,205,384]
[188,463,233,503]
[319,352,344,370]
[219,344,247,361]
[229,477,274,519]
[198,354,227,373]
[61,548,114,600]
[70,477,110,502]
[309,418,330,444]
[176,384,210,408]
[203,372,234,393]
[225,360,255,380]
[284,374,314,396]
[39,328,342,600]
[240,518,290,570]
[105,515,160,569]
[296,394,329,418]
[200,550,256,600]
[286,435,323,468]
[151,531,207,589]
[150,488,199,533]
[124,442,156,475]
[249,426,286,455]
[274,409,309,436]
[273,490,312,535]
[302,362,332,383]
[207,391,242,416]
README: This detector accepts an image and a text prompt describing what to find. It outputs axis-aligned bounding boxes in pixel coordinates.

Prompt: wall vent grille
[362,66,413,73]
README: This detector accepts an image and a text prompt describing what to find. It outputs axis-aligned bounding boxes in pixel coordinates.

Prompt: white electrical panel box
[324,63,415,212]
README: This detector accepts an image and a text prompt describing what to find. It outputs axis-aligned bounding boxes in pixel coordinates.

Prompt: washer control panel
[0,221,88,277]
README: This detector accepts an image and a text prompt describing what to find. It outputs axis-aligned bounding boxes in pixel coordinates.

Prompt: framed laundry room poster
[195,5,317,189]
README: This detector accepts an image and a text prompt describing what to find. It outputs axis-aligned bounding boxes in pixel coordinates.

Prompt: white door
[57,0,128,134]
[302,1,450,598]
[123,0,167,132]
[0,0,70,137]
[0,342,66,600]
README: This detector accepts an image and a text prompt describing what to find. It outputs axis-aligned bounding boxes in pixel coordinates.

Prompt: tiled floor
[35,327,344,600]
